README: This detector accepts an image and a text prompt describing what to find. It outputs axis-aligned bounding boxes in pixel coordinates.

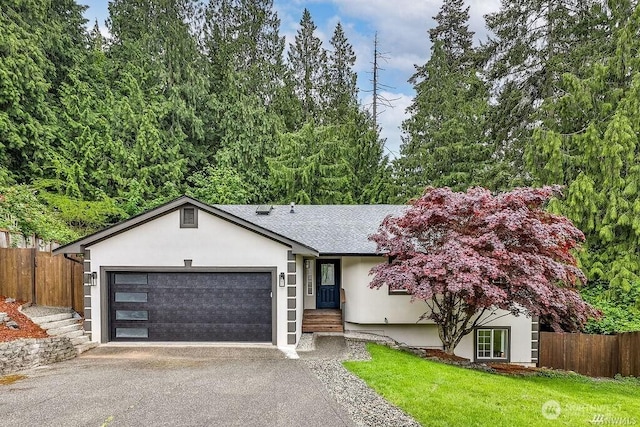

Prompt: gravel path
[300,334,421,427]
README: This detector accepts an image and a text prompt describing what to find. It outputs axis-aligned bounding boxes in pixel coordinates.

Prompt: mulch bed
[424,348,470,362]
[416,348,540,376]
[0,297,48,342]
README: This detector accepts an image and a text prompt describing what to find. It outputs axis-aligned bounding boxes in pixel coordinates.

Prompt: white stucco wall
[85,208,292,346]
[341,256,533,364]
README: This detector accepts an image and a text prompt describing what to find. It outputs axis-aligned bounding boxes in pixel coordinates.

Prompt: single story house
[53,196,537,364]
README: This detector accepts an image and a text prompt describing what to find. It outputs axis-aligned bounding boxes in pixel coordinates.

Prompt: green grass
[344,344,640,427]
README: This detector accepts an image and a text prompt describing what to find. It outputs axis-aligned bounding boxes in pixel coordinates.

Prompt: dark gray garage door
[109,271,272,342]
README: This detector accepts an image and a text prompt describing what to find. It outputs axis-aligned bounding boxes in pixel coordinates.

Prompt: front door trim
[315,259,340,309]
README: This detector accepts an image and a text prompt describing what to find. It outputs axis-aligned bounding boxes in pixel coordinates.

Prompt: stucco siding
[85,209,291,346]
[342,256,430,324]
[342,256,533,363]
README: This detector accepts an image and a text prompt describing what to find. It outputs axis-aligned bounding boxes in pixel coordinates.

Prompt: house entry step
[302,309,343,333]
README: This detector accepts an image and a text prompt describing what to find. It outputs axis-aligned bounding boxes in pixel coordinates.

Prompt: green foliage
[32,179,125,232]
[582,284,640,334]
[269,122,356,204]
[396,0,492,200]
[527,3,640,307]
[187,161,250,205]
[483,0,612,190]
[287,9,326,122]
[0,185,78,243]
[0,0,56,181]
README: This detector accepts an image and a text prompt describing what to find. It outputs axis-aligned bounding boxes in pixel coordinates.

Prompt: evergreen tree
[324,22,358,123]
[396,0,490,199]
[269,123,355,204]
[528,1,640,306]
[203,0,287,103]
[108,0,210,175]
[0,0,58,181]
[287,9,327,122]
[484,0,612,188]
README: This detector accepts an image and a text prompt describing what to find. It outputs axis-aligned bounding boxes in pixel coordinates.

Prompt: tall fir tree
[323,22,358,123]
[287,9,327,123]
[0,0,61,181]
[528,0,640,306]
[483,0,612,188]
[395,0,490,199]
[108,0,209,177]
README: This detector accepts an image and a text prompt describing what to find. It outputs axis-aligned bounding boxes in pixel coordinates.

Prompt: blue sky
[80,0,500,157]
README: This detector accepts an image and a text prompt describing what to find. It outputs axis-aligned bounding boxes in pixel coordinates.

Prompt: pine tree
[287,9,327,122]
[528,0,640,305]
[395,0,490,199]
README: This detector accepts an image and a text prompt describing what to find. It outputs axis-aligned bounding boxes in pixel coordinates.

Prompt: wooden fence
[0,248,84,314]
[539,331,640,377]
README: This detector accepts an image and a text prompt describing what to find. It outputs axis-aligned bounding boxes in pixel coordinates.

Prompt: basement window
[180,206,198,228]
[475,327,510,362]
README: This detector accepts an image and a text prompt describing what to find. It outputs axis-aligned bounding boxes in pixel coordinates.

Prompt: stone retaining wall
[0,337,76,375]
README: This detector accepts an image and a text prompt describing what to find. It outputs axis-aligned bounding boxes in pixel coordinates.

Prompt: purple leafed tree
[369,186,600,354]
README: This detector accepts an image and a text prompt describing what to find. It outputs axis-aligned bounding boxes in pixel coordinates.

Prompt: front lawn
[344,344,640,427]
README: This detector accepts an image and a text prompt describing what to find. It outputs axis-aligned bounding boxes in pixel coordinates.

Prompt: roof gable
[53,196,318,255]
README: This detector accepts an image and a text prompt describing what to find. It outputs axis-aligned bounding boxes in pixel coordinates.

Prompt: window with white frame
[476,328,509,361]
[305,259,313,296]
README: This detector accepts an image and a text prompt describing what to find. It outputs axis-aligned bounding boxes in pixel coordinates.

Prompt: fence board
[0,248,83,314]
[619,332,640,377]
[539,331,636,377]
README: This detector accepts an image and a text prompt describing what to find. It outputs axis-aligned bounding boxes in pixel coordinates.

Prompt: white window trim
[475,327,510,362]
[305,259,314,296]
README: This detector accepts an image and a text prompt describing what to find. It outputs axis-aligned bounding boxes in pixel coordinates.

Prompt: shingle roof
[216,204,407,255]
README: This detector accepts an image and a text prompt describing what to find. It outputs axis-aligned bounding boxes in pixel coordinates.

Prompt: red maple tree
[369,186,600,354]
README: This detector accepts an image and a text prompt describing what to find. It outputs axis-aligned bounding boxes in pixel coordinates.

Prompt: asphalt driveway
[0,346,355,427]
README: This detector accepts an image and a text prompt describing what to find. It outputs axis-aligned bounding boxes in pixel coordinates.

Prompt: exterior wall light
[84,271,98,286]
[279,272,286,287]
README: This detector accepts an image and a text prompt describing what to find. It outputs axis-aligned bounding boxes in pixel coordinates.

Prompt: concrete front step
[71,334,90,346]
[30,312,73,325]
[47,322,83,337]
[39,317,80,330]
[76,341,98,355]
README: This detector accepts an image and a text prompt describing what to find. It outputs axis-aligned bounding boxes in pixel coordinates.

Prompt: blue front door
[316,259,340,309]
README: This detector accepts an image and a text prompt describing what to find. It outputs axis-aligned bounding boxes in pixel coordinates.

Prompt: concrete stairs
[28,312,97,355]
[302,309,344,333]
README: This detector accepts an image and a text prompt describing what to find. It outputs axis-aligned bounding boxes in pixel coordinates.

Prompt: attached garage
[53,196,319,347]
[109,271,274,342]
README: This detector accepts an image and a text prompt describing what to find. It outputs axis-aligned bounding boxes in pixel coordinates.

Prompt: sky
[80,0,500,157]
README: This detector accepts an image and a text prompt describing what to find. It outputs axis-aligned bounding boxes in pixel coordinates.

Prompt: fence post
[31,247,37,305]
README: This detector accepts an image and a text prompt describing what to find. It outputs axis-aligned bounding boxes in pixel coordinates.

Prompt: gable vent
[256,205,273,215]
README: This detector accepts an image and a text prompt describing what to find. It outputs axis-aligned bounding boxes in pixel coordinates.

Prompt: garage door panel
[110,271,273,342]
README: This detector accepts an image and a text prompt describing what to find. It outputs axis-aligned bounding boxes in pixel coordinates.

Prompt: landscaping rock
[0,312,7,323]
[6,320,19,330]
[4,298,15,303]
[302,335,420,427]
[0,336,76,375]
